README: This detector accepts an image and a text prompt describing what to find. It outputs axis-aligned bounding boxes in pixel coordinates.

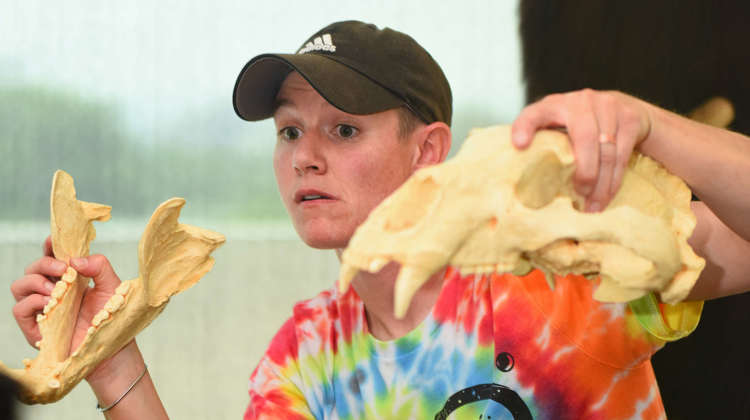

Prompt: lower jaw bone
[0,171,224,404]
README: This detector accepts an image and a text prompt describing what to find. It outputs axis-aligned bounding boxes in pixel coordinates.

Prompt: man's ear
[411,122,452,170]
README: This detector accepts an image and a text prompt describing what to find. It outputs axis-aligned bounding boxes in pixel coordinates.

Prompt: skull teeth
[2,170,225,405]
[394,266,432,319]
[115,282,130,295]
[368,258,388,272]
[42,298,58,315]
[338,263,359,294]
[104,294,125,313]
[51,281,67,299]
[40,268,76,316]
[91,310,110,327]
[85,282,131,333]
[62,267,77,284]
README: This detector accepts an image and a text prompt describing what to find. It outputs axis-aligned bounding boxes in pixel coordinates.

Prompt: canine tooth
[394,266,432,319]
[36,314,46,323]
[34,340,41,348]
[88,327,95,335]
[368,258,388,273]
[338,263,358,293]
[115,281,131,295]
[48,379,60,389]
[104,294,125,313]
[543,270,556,290]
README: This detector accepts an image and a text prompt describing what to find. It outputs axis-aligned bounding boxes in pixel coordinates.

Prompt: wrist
[633,97,660,153]
[86,340,144,402]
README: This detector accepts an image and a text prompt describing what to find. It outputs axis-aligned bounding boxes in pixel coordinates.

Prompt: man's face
[273,72,419,250]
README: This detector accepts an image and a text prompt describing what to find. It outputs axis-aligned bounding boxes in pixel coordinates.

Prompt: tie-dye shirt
[245,268,670,419]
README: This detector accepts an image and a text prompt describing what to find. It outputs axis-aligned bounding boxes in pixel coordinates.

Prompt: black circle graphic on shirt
[434,351,532,420]
[495,352,514,372]
[434,383,532,420]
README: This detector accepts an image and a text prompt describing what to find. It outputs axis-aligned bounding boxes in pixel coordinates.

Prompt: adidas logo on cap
[297,33,336,54]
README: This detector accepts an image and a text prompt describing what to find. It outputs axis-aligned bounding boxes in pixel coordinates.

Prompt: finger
[70,255,121,293]
[586,93,619,211]
[10,274,56,302]
[43,236,53,257]
[587,136,617,212]
[610,111,642,195]
[12,294,50,347]
[566,91,600,198]
[511,94,567,149]
[24,256,67,277]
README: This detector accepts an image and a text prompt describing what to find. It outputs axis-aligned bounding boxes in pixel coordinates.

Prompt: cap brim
[233,53,405,121]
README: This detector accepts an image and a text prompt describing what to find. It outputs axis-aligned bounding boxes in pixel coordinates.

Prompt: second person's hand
[511,89,653,212]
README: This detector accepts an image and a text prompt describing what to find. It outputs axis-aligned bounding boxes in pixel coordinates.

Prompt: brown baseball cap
[233,20,452,125]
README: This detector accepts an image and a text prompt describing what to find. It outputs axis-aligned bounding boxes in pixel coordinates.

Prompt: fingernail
[71,257,88,269]
[44,281,55,291]
[512,131,527,147]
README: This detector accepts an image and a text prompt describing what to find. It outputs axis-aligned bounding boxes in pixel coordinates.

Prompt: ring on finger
[599,133,616,144]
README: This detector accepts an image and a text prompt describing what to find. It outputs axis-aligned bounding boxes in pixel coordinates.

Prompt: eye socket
[335,124,358,139]
[279,126,301,141]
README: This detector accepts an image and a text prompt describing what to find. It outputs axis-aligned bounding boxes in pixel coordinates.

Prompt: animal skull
[338,126,705,319]
[0,170,225,404]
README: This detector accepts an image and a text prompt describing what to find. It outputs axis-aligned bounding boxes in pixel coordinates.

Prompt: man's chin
[295,226,350,250]
[302,237,348,250]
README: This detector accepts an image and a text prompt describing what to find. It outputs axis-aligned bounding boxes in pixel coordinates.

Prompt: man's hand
[11,236,122,358]
[511,89,653,212]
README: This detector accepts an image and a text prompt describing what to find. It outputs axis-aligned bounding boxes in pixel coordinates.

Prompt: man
[11,20,750,419]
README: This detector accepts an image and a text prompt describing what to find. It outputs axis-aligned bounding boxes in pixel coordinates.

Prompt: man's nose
[292,136,326,175]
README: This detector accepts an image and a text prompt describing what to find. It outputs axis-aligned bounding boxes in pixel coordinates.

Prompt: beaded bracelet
[96,363,148,412]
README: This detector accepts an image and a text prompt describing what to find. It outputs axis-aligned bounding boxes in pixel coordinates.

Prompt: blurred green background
[0,1,523,418]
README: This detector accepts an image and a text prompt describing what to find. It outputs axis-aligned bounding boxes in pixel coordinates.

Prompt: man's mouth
[295,190,336,203]
[301,195,330,201]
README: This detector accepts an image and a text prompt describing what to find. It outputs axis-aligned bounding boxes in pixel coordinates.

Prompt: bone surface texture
[0,170,225,404]
[338,126,704,318]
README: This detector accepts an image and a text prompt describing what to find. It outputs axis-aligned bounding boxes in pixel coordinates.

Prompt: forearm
[86,340,168,420]
[639,103,750,240]
[687,202,750,300]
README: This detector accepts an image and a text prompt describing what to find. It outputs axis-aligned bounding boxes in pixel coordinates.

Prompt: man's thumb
[70,255,120,291]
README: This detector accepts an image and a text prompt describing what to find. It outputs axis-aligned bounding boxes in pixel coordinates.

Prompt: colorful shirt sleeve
[244,317,316,420]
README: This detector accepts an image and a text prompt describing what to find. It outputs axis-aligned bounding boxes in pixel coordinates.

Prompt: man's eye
[279,127,301,141]
[336,124,358,139]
